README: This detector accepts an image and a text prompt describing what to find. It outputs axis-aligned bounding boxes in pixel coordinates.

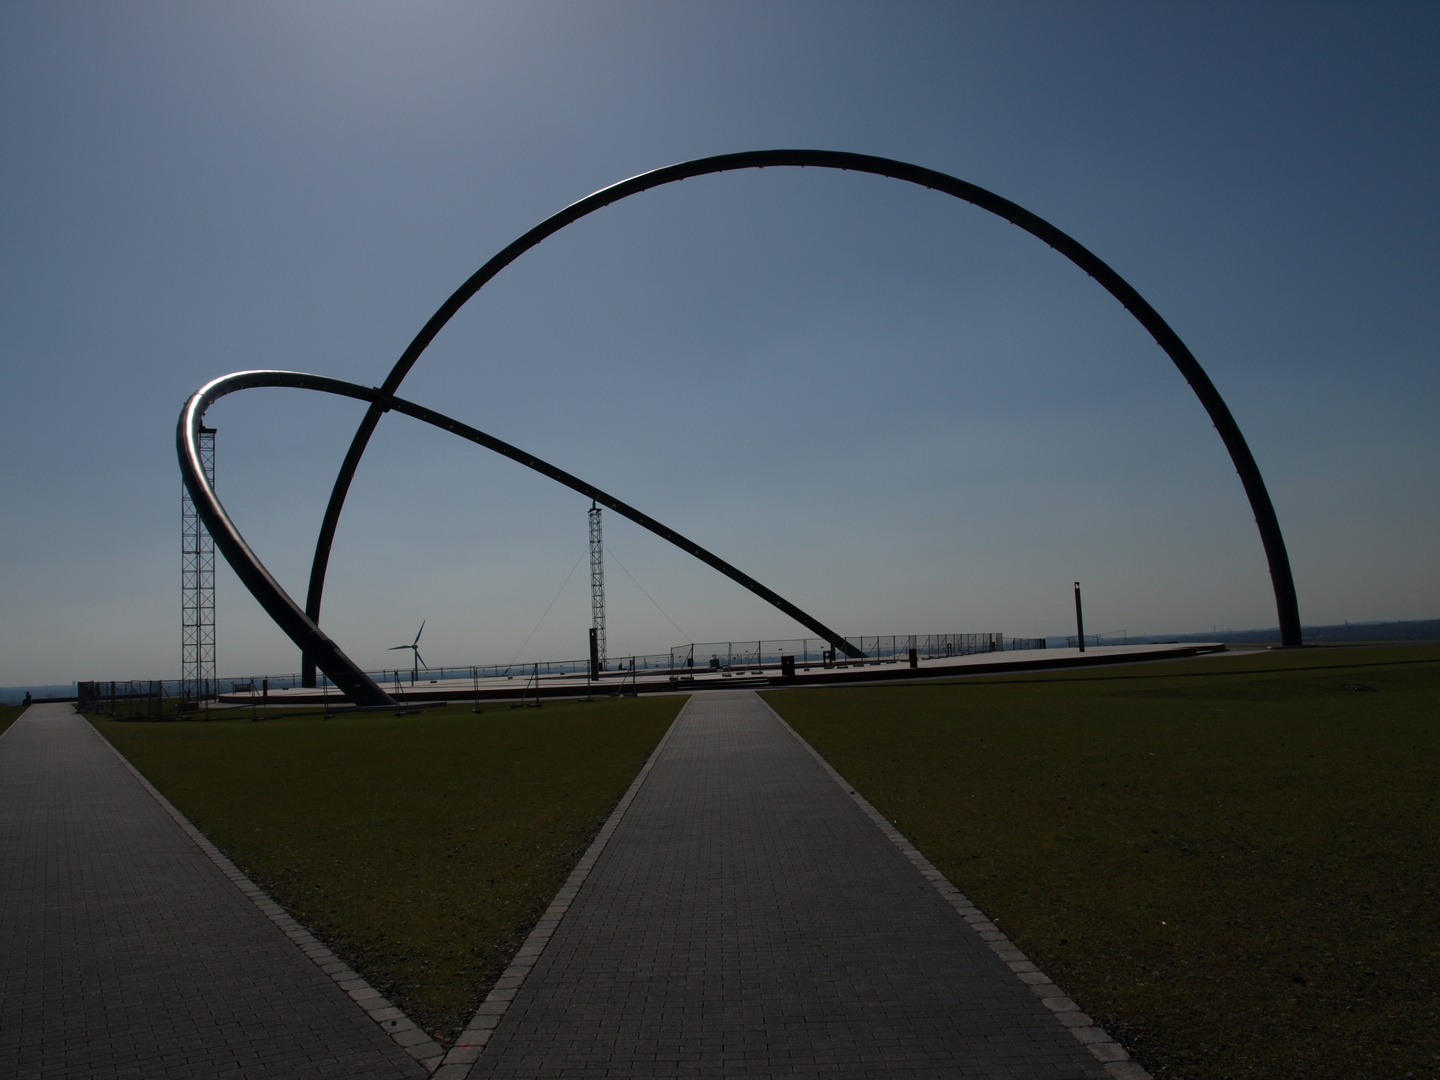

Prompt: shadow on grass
[87,695,683,1045]
[766,644,1440,1080]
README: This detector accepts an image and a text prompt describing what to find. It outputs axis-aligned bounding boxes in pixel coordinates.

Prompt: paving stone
[0,705,425,1080]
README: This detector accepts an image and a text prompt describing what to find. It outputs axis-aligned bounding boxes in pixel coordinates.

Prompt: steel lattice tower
[181,427,216,701]
[589,500,606,667]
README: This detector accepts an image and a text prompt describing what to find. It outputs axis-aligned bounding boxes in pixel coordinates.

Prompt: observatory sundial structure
[178,150,1302,707]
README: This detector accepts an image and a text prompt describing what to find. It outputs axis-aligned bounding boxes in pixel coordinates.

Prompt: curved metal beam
[301,150,1301,686]
[380,392,863,659]
[179,372,395,706]
[179,369,864,705]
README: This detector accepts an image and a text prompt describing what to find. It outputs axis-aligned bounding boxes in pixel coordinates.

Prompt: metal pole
[1074,582,1086,653]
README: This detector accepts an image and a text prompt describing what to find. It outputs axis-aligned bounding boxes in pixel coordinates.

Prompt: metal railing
[78,680,172,719]
[1061,631,1129,649]
[80,630,1058,710]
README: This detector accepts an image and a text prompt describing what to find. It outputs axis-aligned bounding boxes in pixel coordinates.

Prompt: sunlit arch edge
[288,149,1302,685]
[178,369,864,707]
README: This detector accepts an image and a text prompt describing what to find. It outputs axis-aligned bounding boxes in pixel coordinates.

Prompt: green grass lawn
[0,703,24,737]
[766,645,1440,1080]
[88,695,682,1044]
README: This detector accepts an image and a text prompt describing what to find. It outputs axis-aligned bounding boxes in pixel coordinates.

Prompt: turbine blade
[414,620,425,646]
[416,652,428,670]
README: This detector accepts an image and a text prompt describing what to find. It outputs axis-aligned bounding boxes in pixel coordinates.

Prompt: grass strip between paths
[87,694,683,1045]
[766,645,1440,1080]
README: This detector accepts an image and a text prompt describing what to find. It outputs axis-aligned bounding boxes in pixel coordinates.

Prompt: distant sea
[0,684,78,705]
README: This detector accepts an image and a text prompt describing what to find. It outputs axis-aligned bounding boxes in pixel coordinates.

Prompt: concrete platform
[237,643,1225,707]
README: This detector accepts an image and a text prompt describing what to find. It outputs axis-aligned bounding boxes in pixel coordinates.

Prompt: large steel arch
[299,149,1301,685]
[179,369,863,706]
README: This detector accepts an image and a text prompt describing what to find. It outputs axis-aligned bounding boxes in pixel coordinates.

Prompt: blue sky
[1,2,1436,685]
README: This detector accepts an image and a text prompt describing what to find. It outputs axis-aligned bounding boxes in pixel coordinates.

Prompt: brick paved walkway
[0,704,426,1080]
[465,690,1114,1079]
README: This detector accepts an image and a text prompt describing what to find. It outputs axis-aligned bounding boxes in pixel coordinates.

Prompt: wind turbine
[388,621,428,684]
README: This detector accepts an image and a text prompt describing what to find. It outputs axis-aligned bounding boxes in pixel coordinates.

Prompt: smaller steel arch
[178,369,865,706]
